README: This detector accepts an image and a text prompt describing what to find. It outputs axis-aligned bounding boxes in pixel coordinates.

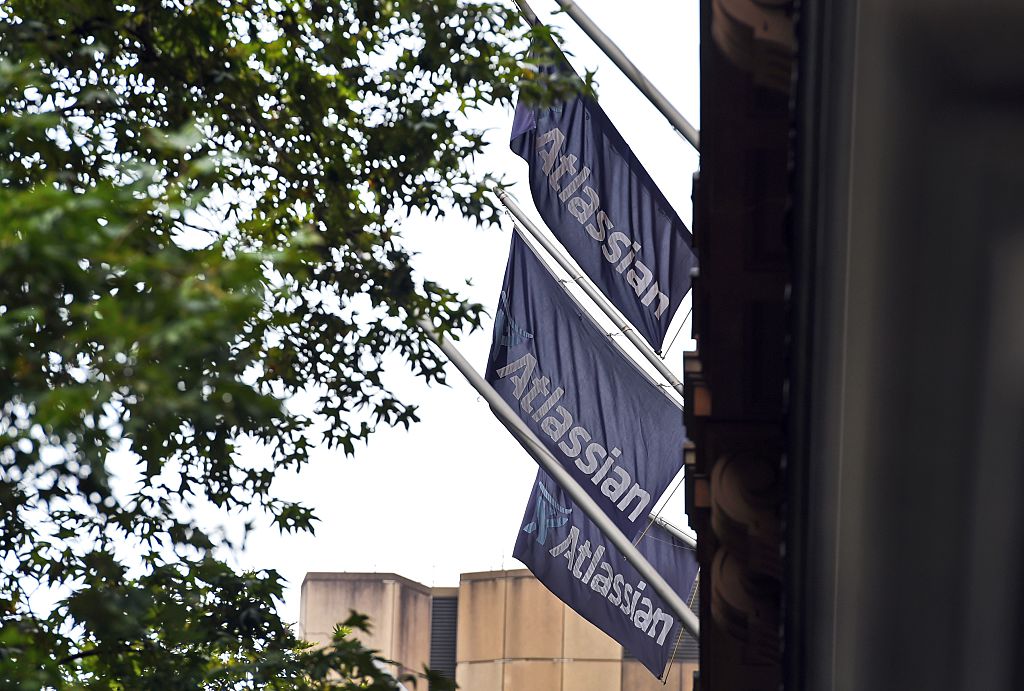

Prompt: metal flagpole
[552,0,699,151]
[512,0,540,26]
[512,223,682,408]
[496,189,685,397]
[649,514,697,549]
[416,318,700,639]
[512,0,699,150]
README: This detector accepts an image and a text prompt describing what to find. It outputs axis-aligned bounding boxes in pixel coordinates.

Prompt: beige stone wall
[456,570,508,664]
[622,660,698,691]
[299,572,431,679]
[455,570,627,691]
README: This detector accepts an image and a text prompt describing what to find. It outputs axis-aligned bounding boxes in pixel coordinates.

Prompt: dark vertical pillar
[685,2,795,690]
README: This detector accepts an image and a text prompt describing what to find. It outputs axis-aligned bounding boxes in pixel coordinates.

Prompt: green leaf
[0,0,533,686]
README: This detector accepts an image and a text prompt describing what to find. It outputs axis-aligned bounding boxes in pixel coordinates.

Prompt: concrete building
[300,569,698,690]
[300,572,433,682]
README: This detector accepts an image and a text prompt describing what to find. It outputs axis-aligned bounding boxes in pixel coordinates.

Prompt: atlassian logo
[494,291,533,347]
[496,353,653,525]
[549,524,676,647]
[535,126,671,322]
[522,482,572,546]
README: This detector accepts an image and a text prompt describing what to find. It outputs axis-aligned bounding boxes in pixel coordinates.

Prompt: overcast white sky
[236,0,701,628]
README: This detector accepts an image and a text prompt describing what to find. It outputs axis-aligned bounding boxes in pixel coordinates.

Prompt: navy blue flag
[486,234,685,539]
[510,60,698,349]
[515,469,699,678]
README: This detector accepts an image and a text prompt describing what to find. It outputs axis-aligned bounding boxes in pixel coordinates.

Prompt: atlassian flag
[485,234,685,539]
[510,61,698,349]
[516,470,699,677]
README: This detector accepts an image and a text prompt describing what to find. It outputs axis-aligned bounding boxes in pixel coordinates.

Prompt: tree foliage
[0,0,568,687]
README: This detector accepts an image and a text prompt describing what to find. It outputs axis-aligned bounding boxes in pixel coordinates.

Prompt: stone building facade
[300,569,698,690]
